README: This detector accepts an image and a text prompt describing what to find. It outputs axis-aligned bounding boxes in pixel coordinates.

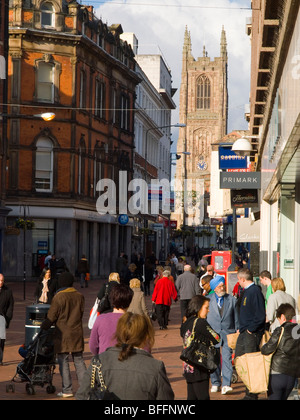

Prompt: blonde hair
[163,270,171,277]
[116,313,155,361]
[109,272,120,283]
[129,278,141,289]
[271,277,286,292]
[156,265,164,272]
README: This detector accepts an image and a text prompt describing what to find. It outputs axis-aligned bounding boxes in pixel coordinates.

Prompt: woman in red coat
[152,270,177,330]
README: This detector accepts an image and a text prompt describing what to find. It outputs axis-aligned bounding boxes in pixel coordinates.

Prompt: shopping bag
[88,298,100,329]
[235,352,272,394]
[227,332,239,350]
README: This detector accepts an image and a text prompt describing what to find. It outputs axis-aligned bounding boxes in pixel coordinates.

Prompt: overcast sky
[86,0,252,143]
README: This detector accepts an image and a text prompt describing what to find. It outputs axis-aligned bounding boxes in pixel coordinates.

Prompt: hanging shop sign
[219,147,248,170]
[220,172,261,189]
[231,189,258,208]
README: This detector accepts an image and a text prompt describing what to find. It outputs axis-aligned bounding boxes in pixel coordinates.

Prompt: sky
[84,0,252,146]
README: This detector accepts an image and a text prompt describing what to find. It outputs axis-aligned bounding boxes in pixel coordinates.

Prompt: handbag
[180,318,219,373]
[227,332,240,350]
[88,357,110,400]
[235,327,284,394]
[98,284,110,314]
[150,302,157,321]
[88,298,100,329]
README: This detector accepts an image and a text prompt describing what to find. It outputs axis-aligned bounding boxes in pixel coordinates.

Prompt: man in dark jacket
[235,268,265,400]
[0,274,14,365]
[77,255,89,288]
[41,272,86,397]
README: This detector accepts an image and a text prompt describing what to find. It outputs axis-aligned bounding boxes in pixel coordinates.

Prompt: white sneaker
[57,392,74,398]
[221,386,233,395]
[210,386,220,393]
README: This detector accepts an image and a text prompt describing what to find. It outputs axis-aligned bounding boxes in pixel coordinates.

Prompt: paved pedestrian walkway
[0,277,258,400]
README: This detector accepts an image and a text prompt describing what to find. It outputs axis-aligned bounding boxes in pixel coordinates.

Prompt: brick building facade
[3,0,140,280]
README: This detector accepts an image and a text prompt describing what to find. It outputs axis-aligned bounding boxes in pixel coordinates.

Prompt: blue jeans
[57,352,86,394]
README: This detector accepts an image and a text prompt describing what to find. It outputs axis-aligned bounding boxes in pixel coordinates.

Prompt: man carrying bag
[234,268,265,400]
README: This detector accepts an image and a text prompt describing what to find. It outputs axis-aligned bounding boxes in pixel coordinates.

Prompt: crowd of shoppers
[2,249,300,401]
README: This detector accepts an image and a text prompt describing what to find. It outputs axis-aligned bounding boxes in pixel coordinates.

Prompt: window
[35,138,53,192]
[120,94,130,131]
[197,75,211,109]
[80,70,86,109]
[95,79,105,119]
[37,62,54,103]
[41,2,55,27]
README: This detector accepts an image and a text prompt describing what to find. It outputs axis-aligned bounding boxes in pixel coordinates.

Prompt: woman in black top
[180,295,220,400]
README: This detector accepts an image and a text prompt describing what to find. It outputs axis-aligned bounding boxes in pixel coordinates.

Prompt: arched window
[196,75,211,109]
[41,2,55,28]
[35,138,53,192]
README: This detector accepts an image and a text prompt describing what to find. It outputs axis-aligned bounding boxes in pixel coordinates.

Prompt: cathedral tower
[174,26,228,227]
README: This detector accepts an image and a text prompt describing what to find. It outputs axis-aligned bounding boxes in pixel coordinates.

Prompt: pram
[6,329,56,395]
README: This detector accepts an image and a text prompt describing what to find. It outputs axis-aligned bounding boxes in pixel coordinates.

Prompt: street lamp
[231,137,253,156]
[34,112,56,121]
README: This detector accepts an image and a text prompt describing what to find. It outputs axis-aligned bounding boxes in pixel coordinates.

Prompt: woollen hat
[210,275,225,291]
[57,272,74,289]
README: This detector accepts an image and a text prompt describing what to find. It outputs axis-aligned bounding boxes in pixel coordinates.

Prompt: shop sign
[231,189,258,208]
[220,172,261,189]
[219,147,248,170]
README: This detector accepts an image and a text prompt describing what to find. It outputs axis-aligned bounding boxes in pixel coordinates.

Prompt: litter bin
[25,304,51,347]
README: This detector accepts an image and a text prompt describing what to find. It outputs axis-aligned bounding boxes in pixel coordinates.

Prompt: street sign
[220,172,261,189]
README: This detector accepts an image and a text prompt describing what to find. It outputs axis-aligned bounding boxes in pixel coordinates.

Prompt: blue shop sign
[118,214,129,225]
[219,147,247,169]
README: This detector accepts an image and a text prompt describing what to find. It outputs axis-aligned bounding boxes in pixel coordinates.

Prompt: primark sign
[220,172,261,189]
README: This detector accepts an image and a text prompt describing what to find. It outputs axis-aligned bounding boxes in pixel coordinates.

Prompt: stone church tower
[174,26,228,227]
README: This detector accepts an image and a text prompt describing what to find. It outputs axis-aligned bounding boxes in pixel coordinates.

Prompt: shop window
[35,137,53,192]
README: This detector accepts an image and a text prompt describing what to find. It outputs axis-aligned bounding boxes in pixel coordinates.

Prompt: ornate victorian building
[4,0,140,279]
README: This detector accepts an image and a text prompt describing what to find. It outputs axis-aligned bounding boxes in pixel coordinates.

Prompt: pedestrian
[261,303,300,400]
[128,278,149,317]
[163,266,175,284]
[259,270,273,307]
[152,270,178,330]
[90,283,133,355]
[153,265,164,286]
[176,257,185,277]
[0,274,14,366]
[176,265,200,320]
[97,272,120,314]
[34,267,58,304]
[266,277,296,333]
[144,257,153,296]
[76,312,174,400]
[77,254,89,288]
[234,268,266,400]
[199,264,216,292]
[206,275,239,395]
[201,274,214,296]
[180,295,221,400]
[41,272,86,398]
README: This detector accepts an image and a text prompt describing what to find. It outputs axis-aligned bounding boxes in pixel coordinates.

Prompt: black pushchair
[6,329,56,395]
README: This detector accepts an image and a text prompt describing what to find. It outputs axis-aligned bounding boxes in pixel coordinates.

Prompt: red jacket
[152,277,178,306]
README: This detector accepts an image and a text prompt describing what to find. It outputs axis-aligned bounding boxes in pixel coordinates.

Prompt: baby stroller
[6,329,56,395]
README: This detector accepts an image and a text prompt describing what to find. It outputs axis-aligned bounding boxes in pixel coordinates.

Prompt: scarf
[39,278,49,303]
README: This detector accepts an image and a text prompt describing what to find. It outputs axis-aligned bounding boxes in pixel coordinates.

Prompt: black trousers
[187,380,210,400]
[155,304,169,328]
[0,339,5,363]
[268,374,296,400]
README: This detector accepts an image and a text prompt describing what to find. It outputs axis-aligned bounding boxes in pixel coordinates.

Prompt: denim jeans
[57,352,86,394]
[210,345,232,387]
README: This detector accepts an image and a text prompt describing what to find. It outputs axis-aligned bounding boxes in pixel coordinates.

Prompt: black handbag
[180,318,219,373]
[150,302,157,321]
[88,356,109,400]
[97,284,110,314]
